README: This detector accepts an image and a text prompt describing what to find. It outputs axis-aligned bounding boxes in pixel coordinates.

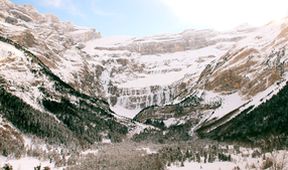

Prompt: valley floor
[2,140,288,170]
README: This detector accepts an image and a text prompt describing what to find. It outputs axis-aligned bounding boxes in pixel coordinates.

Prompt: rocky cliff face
[70,30,244,118]
[133,21,288,127]
[73,21,288,122]
[0,0,101,74]
[1,0,288,133]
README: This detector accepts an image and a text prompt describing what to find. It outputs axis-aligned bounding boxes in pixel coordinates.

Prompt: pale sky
[11,0,288,36]
[162,0,288,30]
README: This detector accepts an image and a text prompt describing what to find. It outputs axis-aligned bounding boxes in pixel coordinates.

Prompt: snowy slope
[0,40,48,112]
[2,0,287,122]
[1,0,288,145]
[74,18,288,121]
[0,35,133,149]
[76,32,237,118]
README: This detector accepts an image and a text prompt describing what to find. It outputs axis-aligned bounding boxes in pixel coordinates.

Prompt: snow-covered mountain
[1,0,288,147]
[3,0,288,169]
[58,18,288,128]
[132,19,288,130]
[0,0,133,149]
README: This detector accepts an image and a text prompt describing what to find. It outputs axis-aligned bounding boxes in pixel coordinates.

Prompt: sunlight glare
[161,0,288,30]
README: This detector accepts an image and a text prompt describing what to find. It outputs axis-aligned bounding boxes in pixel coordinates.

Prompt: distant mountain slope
[0,36,128,150]
[197,80,288,148]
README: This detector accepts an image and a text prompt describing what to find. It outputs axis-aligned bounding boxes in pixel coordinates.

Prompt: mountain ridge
[0,35,130,150]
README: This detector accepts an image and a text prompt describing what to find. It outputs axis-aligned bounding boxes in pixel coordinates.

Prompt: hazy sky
[11,0,288,37]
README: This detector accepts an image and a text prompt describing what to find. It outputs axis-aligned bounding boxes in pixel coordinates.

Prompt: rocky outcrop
[0,0,101,76]
[69,29,101,43]
[9,9,32,22]
[109,85,175,109]
[5,16,17,24]
[200,46,287,97]
[11,30,36,47]
[91,30,220,55]
[134,93,221,127]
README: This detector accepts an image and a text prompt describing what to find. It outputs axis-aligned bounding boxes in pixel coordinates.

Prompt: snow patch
[206,92,245,120]
[111,104,141,119]
[136,147,157,154]
[81,149,99,155]
[163,118,186,128]
[168,161,237,170]
[102,138,112,144]
[0,156,59,170]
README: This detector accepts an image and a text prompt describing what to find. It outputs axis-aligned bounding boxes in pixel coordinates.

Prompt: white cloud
[40,0,84,17]
[160,0,288,30]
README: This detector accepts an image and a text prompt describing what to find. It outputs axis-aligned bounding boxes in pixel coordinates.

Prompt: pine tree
[2,164,13,170]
